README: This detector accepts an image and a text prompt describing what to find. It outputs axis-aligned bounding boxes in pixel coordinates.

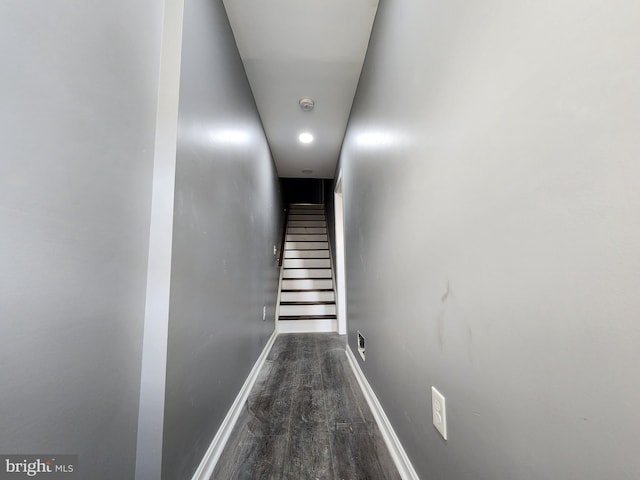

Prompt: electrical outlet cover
[432,386,448,440]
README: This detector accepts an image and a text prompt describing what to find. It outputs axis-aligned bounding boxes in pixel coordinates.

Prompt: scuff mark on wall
[441,280,451,303]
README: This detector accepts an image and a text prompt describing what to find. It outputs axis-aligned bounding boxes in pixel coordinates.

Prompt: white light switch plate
[432,386,448,440]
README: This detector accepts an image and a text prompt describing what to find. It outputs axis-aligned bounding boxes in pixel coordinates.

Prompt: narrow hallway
[3,0,639,478]
[213,334,400,479]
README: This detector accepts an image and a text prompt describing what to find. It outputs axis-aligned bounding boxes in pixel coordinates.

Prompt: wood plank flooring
[212,333,401,480]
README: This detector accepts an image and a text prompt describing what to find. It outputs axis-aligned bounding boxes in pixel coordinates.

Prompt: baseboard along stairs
[277,203,337,333]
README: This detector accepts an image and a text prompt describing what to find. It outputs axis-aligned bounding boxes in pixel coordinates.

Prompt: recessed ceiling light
[298,132,313,144]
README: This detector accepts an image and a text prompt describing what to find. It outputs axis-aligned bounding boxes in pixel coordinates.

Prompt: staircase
[276,203,337,333]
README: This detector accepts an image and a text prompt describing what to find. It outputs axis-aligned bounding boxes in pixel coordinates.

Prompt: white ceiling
[223,0,379,179]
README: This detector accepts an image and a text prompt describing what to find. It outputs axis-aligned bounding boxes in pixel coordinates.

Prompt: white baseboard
[277,318,337,333]
[190,330,278,480]
[345,346,420,480]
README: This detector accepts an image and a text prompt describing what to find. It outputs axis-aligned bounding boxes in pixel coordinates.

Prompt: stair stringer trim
[325,228,346,335]
[190,330,278,480]
[345,346,420,480]
[274,262,285,325]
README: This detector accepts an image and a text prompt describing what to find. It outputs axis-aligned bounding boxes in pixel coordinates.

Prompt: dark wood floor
[212,333,401,480]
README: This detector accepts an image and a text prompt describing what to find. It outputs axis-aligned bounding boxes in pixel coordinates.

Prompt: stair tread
[287,221,327,226]
[280,286,334,290]
[280,303,336,306]
[285,240,328,243]
[285,243,329,251]
[280,289,334,292]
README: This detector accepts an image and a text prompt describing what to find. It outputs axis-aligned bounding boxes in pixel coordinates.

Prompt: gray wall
[0,2,162,479]
[161,0,282,478]
[339,0,640,479]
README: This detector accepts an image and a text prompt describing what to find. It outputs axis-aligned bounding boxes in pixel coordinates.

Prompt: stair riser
[285,242,328,250]
[288,215,325,221]
[288,210,324,215]
[283,259,331,269]
[284,250,330,259]
[279,304,337,316]
[281,279,333,290]
[280,291,335,302]
[283,269,332,279]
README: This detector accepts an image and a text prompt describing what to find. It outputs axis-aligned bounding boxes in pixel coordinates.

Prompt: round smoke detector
[299,97,315,111]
